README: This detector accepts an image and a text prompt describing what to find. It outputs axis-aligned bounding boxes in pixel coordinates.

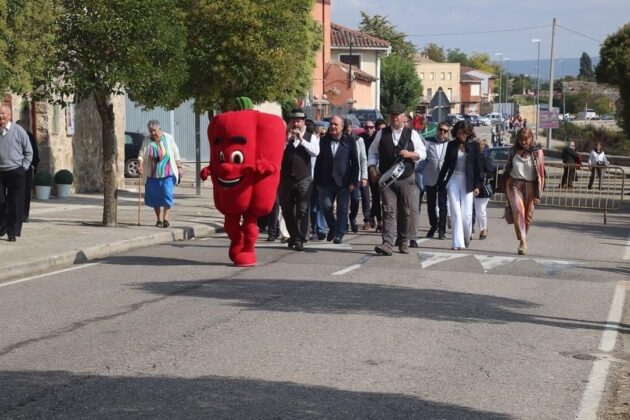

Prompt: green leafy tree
[422,43,445,63]
[468,52,497,74]
[446,48,468,65]
[578,52,595,81]
[0,0,58,94]
[380,53,422,114]
[42,0,189,226]
[596,23,630,136]
[358,12,416,59]
[182,0,321,112]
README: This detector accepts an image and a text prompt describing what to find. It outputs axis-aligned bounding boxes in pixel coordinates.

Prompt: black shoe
[163,220,170,228]
[426,227,436,238]
[23,217,29,223]
[333,236,342,244]
[266,235,277,242]
[0,227,5,237]
[287,238,296,249]
[394,238,402,247]
[155,221,163,227]
[438,232,446,240]
[317,233,326,241]
[409,240,419,248]
[7,235,16,242]
[350,219,358,233]
[326,231,335,242]
[374,244,393,256]
[294,240,304,251]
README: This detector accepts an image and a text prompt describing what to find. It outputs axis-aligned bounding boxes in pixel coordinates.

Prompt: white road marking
[332,255,374,276]
[0,263,101,288]
[474,255,519,272]
[576,283,627,420]
[417,252,464,269]
[533,259,579,276]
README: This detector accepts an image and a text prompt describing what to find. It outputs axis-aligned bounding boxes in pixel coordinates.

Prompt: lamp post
[504,58,510,116]
[495,52,502,118]
[560,59,567,141]
[531,39,541,141]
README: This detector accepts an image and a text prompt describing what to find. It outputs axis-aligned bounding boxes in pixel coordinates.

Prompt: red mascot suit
[200,106,285,267]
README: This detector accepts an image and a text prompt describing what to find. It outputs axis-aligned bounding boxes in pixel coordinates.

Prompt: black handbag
[482,180,494,197]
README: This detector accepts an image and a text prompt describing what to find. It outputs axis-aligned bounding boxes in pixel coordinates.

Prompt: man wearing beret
[367,103,426,255]
[279,108,320,251]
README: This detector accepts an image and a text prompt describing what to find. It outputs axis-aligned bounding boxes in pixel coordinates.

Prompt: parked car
[348,108,384,126]
[477,116,492,126]
[463,114,480,126]
[447,113,464,125]
[124,131,145,178]
[343,113,365,136]
[483,112,504,124]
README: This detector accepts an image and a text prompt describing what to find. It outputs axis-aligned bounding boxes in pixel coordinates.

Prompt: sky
[331,0,630,62]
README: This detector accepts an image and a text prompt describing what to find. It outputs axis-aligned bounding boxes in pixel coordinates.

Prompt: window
[440,72,445,80]
[339,54,361,69]
[447,88,452,100]
[51,105,59,135]
[447,72,452,81]
[420,72,424,80]
[427,88,433,99]
[429,72,434,80]
[471,85,480,96]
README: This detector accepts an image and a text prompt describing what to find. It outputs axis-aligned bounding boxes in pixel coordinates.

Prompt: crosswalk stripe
[417,251,464,269]
[533,259,579,276]
[474,255,520,272]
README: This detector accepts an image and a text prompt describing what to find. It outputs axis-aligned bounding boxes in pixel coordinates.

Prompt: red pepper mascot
[200,98,285,266]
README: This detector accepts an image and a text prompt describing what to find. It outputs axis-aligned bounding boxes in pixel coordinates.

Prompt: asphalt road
[0,203,628,419]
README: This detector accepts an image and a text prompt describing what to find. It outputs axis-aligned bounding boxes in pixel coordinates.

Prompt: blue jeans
[318,185,350,238]
[310,187,328,235]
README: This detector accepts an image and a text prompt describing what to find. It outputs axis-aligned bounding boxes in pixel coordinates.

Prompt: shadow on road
[0,370,512,419]
[136,278,630,334]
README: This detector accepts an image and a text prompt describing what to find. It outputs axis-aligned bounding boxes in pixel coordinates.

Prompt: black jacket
[436,139,484,193]
[314,133,359,189]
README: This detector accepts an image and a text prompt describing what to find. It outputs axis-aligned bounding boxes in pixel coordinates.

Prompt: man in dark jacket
[560,141,580,188]
[314,115,358,244]
[16,120,39,222]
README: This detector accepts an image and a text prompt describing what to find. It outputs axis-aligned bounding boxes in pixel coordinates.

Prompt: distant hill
[503,57,600,80]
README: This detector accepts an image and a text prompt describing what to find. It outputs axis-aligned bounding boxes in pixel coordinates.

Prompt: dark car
[348,109,384,126]
[463,114,480,126]
[484,146,511,186]
[124,131,145,177]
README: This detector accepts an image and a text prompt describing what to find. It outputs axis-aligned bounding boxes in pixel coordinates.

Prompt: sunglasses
[438,128,449,133]
[366,126,375,129]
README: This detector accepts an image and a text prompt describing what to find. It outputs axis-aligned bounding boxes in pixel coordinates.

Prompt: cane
[137,176,142,226]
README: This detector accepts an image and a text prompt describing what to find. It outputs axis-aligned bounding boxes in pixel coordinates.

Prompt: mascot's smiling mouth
[217,176,242,188]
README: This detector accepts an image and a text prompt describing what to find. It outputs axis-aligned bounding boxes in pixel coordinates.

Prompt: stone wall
[14,94,126,193]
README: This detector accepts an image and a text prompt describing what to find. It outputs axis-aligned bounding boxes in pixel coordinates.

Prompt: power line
[556,24,602,44]
[405,24,551,38]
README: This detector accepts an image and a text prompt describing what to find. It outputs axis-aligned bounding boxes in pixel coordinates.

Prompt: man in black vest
[368,103,426,255]
[314,115,359,244]
[279,108,320,251]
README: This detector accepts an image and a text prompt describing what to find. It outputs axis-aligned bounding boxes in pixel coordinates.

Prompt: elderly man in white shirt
[368,103,426,256]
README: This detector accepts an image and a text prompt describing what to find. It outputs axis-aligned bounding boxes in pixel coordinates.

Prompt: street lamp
[495,52,502,118]
[531,39,541,141]
[560,59,567,141]
[504,58,510,115]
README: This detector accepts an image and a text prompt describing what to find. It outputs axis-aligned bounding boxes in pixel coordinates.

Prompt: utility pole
[546,17,557,150]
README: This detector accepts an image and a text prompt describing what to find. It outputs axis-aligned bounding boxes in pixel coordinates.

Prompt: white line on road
[0,263,101,288]
[332,255,374,276]
[576,283,627,420]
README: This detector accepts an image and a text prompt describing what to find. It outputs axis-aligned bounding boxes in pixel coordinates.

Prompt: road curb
[0,224,219,285]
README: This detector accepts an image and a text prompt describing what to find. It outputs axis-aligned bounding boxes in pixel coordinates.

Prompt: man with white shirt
[0,105,33,242]
[423,121,451,240]
[279,108,320,251]
[368,103,426,255]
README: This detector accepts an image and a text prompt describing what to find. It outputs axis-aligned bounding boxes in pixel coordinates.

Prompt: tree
[358,12,416,59]
[380,53,422,114]
[422,43,445,63]
[596,23,630,136]
[42,0,189,226]
[468,53,497,74]
[182,0,321,112]
[0,0,58,95]
[446,48,468,65]
[579,52,595,81]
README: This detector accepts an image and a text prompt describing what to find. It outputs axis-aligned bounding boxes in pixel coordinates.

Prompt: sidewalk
[0,178,225,284]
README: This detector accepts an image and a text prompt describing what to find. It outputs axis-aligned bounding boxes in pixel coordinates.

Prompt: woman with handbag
[437,120,483,250]
[504,128,545,255]
[473,139,495,240]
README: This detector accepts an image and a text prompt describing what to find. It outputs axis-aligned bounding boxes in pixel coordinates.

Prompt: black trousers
[0,167,26,236]
[279,176,313,242]
[24,166,34,219]
[368,178,382,222]
[425,184,447,234]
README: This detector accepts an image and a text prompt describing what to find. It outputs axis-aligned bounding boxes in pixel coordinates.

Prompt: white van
[577,109,597,120]
[483,112,504,123]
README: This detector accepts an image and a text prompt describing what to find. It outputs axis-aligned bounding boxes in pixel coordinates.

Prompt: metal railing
[492,163,626,223]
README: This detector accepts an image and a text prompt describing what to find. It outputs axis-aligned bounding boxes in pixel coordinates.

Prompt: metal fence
[491,163,626,223]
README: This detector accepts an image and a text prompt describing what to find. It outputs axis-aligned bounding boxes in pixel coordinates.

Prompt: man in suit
[368,103,426,255]
[314,115,359,244]
[279,108,320,251]
[423,121,451,240]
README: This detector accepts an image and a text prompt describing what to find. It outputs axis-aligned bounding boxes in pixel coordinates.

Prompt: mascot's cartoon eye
[231,151,244,164]
[219,151,225,162]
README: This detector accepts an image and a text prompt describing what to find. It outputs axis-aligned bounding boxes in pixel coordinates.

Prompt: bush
[34,170,53,186]
[556,122,630,156]
[53,169,74,184]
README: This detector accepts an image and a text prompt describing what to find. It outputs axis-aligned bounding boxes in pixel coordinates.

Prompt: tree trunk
[94,92,118,226]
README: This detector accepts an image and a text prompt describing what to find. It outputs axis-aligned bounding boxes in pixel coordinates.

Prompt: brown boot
[479,229,487,240]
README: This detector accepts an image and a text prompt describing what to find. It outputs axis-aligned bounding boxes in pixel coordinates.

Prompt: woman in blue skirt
[137,120,182,227]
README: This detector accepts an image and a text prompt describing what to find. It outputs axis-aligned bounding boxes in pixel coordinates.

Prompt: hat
[388,103,406,115]
[288,108,306,119]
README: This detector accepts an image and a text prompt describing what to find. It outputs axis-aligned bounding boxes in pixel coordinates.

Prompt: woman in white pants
[436,120,483,250]
[474,140,495,239]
